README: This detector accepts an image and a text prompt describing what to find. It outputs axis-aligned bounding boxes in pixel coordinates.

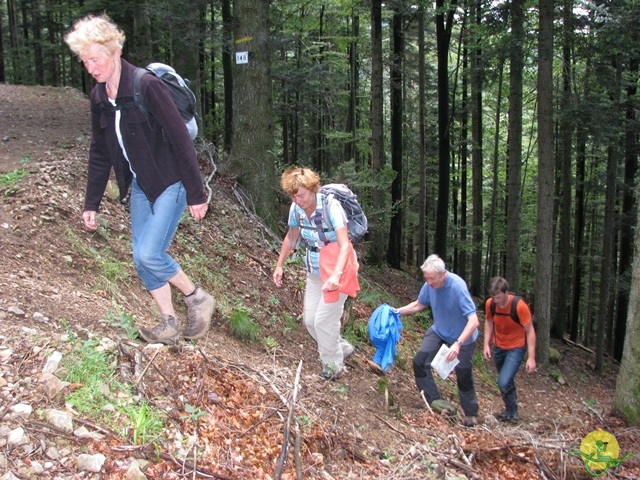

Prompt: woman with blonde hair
[273,167,358,380]
[65,14,215,344]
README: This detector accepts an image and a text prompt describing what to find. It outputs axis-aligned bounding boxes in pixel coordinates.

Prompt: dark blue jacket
[85,59,205,212]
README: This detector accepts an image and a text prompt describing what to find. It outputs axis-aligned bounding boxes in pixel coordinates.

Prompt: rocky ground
[1,83,639,479]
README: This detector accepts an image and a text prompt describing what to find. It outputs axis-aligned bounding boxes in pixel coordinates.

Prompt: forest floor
[0,82,639,480]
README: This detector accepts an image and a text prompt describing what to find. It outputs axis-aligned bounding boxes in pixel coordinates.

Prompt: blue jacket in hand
[368,304,403,371]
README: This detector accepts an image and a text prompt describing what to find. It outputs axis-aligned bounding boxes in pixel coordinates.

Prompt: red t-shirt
[485,295,532,349]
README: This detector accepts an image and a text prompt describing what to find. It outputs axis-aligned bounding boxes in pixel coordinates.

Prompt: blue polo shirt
[288,193,347,275]
[417,271,478,344]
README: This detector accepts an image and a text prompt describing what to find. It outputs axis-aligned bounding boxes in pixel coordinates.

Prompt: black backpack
[133,63,198,140]
[299,184,368,244]
[489,295,537,331]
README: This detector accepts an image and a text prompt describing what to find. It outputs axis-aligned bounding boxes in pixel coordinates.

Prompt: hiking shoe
[139,314,181,345]
[320,368,343,381]
[343,343,355,360]
[463,416,478,428]
[183,287,215,340]
[495,411,519,422]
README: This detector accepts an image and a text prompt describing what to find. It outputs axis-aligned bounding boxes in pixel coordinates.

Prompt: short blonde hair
[280,167,320,196]
[65,14,125,57]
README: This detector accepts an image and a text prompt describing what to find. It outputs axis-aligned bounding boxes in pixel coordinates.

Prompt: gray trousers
[304,273,353,370]
[412,327,479,417]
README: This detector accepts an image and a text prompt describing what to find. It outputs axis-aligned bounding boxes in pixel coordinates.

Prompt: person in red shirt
[483,277,536,422]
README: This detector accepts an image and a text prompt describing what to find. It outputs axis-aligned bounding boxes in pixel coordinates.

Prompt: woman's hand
[82,210,98,231]
[189,203,208,221]
[322,273,341,292]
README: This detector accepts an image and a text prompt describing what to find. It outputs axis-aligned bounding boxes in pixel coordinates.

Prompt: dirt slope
[0,83,638,479]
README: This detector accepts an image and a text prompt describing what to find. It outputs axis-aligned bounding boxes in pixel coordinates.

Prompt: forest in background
[1,0,640,424]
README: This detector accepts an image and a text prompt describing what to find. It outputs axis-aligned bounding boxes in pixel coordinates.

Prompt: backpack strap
[132,68,150,120]
[298,194,334,245]
[489,295,522,325]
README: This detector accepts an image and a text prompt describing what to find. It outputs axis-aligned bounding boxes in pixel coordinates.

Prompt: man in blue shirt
[395,254,480,427]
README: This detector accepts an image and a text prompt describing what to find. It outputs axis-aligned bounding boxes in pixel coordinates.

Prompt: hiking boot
[495,411,519,422]
[463,416,478,428]
[343,343,355,360]
[320,367,343,381]
[139,314,181,345]
[183,287,215,340]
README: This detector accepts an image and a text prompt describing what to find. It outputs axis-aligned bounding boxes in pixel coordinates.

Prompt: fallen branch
[135,346,160,387]
[420,390,434,415]
[562,337,595,355]
[274,360,303,480]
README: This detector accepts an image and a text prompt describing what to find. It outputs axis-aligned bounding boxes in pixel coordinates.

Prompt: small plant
[268,295,280,306]
[332,384,349,395]
[264,336,278,352]
[125,402,163,445]
[101,311,138,339]
[183,403,206,422]
[284,314,298,330]
[551,369,561,381]
[0,169,29,187]
[0,169,29,195]
[584,397,597,407]
[229,305,260,342]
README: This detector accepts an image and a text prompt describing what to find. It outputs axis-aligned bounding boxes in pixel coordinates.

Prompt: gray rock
[77,453,106,472]
[40,373,69,398]
[44,409,73,433]
[7,427,25,446]
[126,465,147,480]
[42,351,63,374]
[45,446,60,460]
[10,403,32,419]
[33,312,49,323]
[7,306,25,317]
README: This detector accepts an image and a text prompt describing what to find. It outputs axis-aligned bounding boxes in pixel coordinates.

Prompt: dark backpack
[133,63,198,140]
[299,184,368,244]
[489,294,537,331]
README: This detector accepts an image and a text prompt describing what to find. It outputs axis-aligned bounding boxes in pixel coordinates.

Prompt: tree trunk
[505,0,524,290]
[486,57,504,282]
[614,57,639,361]
[230,0,276,228]
[553,0,574,339]
[222,0,233,152]
[386,5,404,269]
[32,0,44,85]
[0,4,5,82]
[434,0,457,260]
[417,5,427,267]
[612,183,640,426]
[569,123,587,342]
[595,60,621,373]
[369,0,386,265]
[535,0,554,367]
[342,12,359,166]
[470,0,483,296]
[458,22,468,278]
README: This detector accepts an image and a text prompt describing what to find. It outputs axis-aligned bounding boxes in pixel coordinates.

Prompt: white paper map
[431,343,459,379]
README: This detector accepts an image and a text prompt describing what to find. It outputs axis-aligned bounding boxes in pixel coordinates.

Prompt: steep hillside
[0,83,638,479]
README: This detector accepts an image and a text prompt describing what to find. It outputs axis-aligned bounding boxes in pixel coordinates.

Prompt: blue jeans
[412,327,479,417]
[493,346,526,416]
[130,179,186,291]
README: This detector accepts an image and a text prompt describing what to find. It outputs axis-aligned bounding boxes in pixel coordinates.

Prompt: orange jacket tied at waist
[319,241,360,303]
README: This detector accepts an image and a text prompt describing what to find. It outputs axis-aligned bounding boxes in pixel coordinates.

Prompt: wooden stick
[274,360,303,480]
